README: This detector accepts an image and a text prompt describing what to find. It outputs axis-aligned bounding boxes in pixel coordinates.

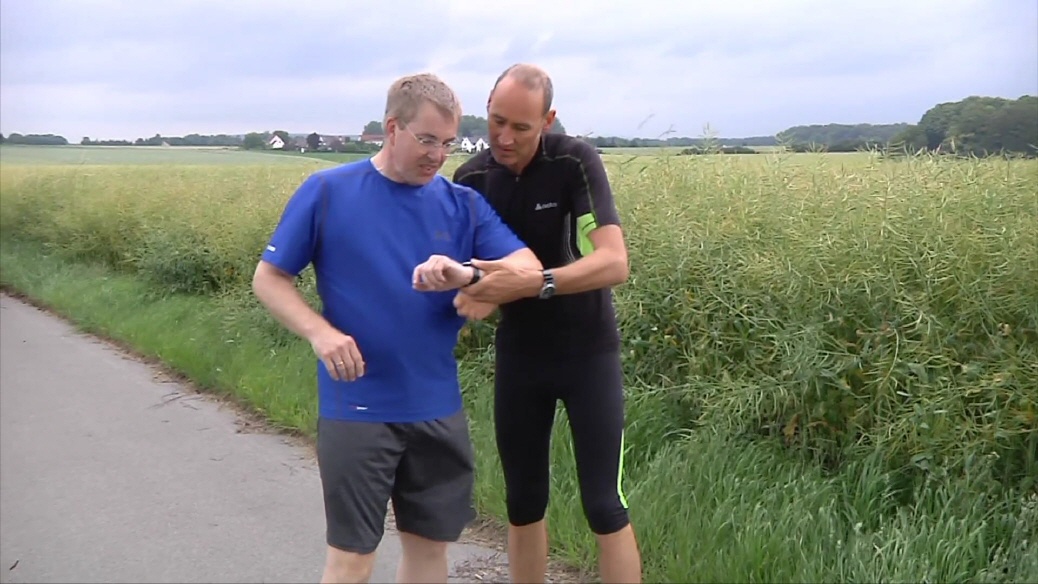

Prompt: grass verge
[3,237,1035,583]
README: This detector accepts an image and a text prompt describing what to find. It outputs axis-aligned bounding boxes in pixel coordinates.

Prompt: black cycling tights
[493,350,630,535]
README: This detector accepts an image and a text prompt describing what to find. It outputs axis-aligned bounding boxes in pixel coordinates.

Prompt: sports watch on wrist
[538,269,556,299]
[461,261,482,287]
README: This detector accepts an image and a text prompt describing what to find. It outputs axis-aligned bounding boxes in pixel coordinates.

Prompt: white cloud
[1,0,1034,140]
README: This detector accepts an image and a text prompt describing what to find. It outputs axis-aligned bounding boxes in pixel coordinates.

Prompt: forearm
[552,249,629,295]
[473,248,543,301]
[252,266,333,343]
[498,248,543,272]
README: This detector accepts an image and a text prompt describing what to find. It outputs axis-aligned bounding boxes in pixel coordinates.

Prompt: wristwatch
[538,269,556,299]
[461,261,482,287]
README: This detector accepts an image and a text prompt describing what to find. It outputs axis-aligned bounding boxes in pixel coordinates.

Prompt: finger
[422,264,443,286]
[324,357,343,381]
[469,258,505,272]
[432,263,451,287]
[462,276,488,294]
[461,280,494,301]
[331,351,354,382]
[347,343,365,378]
[424,267,441,288]
[344,357,359,382]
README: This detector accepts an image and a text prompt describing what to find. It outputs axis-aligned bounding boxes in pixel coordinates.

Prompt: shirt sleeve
[461,186,527,260]
[260,172,326,276]
[570,139,621,229]
[451,160,478,188]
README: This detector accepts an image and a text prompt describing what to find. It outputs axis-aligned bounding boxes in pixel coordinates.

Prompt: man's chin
[407,166,440,185]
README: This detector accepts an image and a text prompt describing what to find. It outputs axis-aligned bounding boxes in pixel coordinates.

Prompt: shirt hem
[317,403,463,424]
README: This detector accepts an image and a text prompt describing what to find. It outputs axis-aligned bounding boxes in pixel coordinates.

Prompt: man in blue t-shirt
[251,72,539,583]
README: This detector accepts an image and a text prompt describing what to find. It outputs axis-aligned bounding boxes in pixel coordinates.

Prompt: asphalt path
[0,293,511,583]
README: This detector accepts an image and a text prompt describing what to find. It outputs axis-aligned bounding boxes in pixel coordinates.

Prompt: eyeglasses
[402,125,458,154]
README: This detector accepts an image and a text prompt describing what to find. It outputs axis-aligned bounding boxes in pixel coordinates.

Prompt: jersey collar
[486,134,549,177]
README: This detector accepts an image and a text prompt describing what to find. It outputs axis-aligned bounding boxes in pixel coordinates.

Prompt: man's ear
[543,109,557,133]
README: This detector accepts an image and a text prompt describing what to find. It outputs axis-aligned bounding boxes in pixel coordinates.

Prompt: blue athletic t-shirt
[260,159,526,423]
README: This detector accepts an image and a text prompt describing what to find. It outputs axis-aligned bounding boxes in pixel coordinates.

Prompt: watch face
[539,283,556,299]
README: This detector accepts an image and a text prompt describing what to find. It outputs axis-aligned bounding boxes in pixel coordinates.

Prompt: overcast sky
[2,0,1035,140]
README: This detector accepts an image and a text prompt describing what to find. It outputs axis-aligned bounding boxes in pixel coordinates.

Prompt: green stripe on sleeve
[576,212,597,257]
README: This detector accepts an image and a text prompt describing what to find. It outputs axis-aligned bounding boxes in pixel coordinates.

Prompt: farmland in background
[1,144,1035,582]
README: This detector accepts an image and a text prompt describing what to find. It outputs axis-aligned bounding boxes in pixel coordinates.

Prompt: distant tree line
[360,115,567,138]
[584,135,779,148]
[680,145,758,155]
[1,133,69,145]
[776,123,910,146]
[771,97,1038,156]
[891,95,1037,157]
[79,133,243,147]
[3,95,1033,157]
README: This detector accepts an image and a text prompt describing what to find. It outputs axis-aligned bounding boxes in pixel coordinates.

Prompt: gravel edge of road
[0,288,593,584]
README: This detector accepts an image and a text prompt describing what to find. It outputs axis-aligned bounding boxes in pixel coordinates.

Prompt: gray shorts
[315,408,476,554]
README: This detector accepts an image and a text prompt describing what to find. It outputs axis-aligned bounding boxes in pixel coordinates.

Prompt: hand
[413,254,471,292]
[461,258,543,304]
[453,290,498,320]
[309,326,365,382]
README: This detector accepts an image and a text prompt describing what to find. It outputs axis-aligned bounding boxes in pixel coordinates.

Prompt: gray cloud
[1,0,1035,140]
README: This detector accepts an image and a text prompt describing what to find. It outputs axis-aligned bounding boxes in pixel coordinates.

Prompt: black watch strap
[461,261,481,286]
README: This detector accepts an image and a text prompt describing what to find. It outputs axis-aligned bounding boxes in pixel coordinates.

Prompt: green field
[0,144,329,166]
[1,144,1036,582]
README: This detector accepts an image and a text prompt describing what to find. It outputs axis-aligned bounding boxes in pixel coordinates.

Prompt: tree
[456,114,567,136]
[307,132,321,151]
[986,97,1038,153]
[242,133,265,150]
[458,115,486,137]
[776,123,908,146]
[363,121,384,135]
[0,134,5,144]
[904,95,1038,156]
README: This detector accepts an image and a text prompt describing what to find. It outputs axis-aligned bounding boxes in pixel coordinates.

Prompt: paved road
[0,294,507,583]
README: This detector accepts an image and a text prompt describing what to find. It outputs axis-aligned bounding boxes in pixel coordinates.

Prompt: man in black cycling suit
[452,63,642,584]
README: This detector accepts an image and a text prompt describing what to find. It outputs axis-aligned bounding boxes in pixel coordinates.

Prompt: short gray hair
[384,73,462,127]
[491,63,554,115]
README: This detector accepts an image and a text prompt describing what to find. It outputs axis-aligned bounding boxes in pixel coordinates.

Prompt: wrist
[460,262,482,288]
[528,268,552,298]
[301,318,334,344]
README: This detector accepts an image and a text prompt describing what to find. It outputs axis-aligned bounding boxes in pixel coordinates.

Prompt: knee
[505,480,550,526]
[323,545,374,583]
[584,498,630,535]
[399,532,448,562]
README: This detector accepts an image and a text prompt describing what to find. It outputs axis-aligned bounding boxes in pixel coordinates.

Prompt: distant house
[459,137,488,153]
[360,133,384,146]
[325,136,345,151]
[268,135,287,149]
[291,134,354,152]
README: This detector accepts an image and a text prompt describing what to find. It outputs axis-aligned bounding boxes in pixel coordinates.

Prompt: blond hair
[384,73,462,127]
